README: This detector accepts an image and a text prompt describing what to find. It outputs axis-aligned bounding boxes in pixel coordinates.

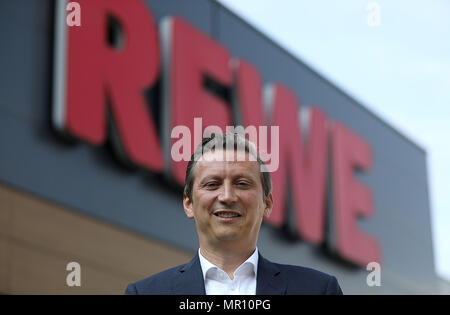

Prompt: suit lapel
[172,254,206,295]
[171,252,286,295]
[256,253,286,295]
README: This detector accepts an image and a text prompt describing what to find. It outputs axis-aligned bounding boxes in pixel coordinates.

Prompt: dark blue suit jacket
[125,252,343,295]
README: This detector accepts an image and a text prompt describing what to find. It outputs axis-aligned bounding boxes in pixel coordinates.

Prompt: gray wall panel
[147,0,214,35]
[0,0,53,31]
[0,12,53,122]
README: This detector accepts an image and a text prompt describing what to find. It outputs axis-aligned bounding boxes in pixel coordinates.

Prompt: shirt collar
[198,247,259,281]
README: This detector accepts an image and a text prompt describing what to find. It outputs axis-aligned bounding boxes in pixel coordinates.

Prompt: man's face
[183,149,273,249]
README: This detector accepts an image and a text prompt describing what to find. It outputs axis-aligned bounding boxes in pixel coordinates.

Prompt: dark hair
[184,133,272,202]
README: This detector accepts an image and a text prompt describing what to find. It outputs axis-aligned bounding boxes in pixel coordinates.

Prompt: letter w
[234,60,328,243]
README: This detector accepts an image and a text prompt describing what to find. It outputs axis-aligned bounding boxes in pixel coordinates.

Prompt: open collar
[172,251,286,295]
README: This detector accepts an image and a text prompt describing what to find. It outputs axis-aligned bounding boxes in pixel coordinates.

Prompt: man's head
[183,133,273,251]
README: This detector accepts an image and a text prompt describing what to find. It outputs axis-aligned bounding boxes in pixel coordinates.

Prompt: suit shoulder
[276,263,331,279]
[273,263,343,294]
[125,263,185,295]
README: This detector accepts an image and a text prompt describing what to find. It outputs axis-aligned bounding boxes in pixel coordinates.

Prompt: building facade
[0,0,438,294]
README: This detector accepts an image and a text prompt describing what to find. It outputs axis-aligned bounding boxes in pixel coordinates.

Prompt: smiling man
[125,133,343,295]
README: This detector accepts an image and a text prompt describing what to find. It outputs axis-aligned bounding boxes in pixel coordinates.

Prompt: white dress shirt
[198,247,258,295]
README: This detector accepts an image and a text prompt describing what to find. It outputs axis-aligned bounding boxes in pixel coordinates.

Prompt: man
[125,133,343,295]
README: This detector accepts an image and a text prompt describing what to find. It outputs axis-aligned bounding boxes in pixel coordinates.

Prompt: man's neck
[199,245,256,280]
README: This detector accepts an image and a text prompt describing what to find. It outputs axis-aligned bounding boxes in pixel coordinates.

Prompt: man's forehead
[196,150,260,175]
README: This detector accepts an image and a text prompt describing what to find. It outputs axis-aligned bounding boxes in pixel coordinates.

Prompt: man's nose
[217,181,237,204]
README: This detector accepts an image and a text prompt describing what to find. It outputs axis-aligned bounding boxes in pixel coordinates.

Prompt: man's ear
[263,193,273,218]
[183,194,195,219]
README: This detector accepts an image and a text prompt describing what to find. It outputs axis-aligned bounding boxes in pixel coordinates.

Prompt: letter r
[54,0,163,171]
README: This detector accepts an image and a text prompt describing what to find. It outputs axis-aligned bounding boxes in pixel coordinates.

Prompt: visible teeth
[216,213,239,218]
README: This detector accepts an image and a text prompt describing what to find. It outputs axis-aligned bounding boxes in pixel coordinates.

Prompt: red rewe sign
[52,0,380,267]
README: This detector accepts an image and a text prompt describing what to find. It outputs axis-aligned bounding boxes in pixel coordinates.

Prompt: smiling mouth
[213,211,242,218]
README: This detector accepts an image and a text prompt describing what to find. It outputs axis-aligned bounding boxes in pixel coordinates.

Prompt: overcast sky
[217,0,450,282]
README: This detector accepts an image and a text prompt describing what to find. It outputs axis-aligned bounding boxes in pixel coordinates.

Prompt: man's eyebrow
[234,174,256,182]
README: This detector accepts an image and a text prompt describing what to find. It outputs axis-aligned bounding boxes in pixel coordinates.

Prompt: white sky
[217,0,450,282]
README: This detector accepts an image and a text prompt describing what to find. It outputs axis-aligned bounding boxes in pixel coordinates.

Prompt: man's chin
[214,232,240,242]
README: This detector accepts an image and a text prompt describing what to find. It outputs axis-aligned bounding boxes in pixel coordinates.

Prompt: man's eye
[237,182,250,187]
[205,182,219,188]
